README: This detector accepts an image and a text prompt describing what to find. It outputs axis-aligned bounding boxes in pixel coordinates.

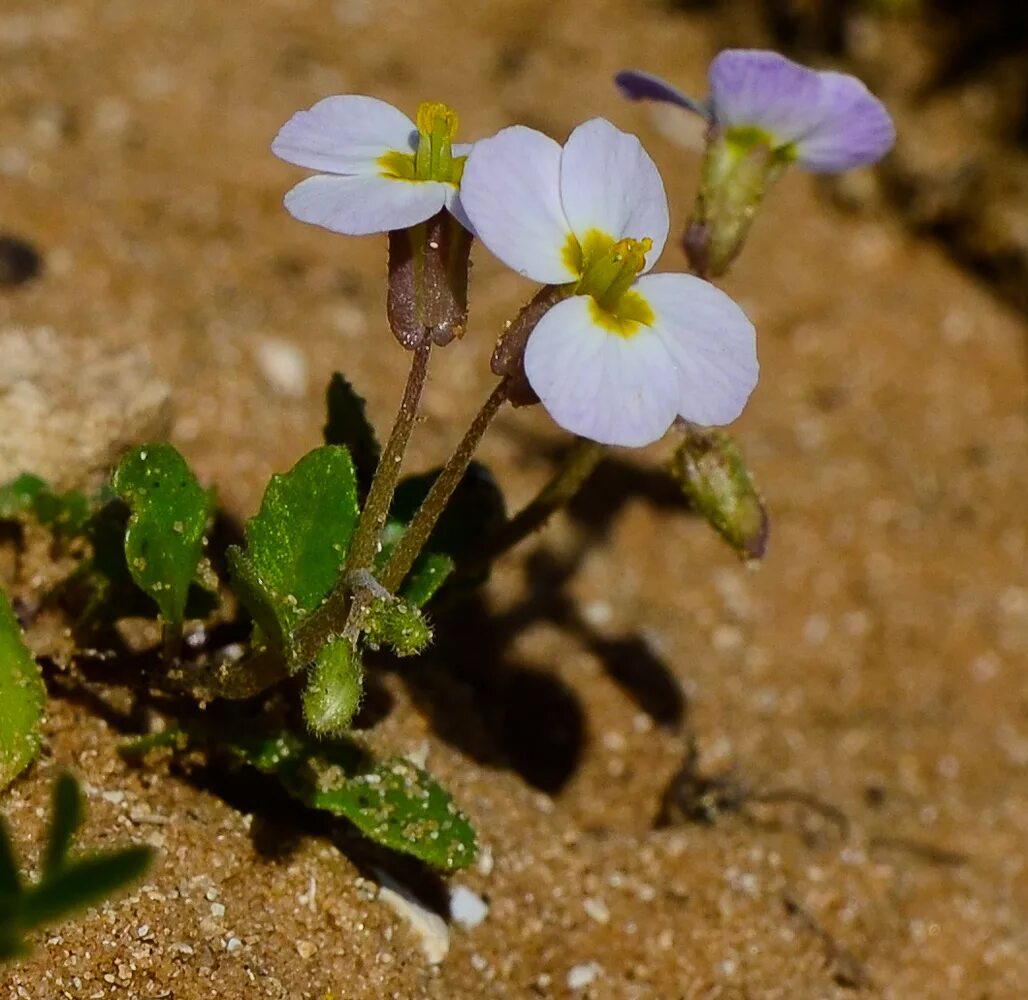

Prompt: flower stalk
[379,378,510,592]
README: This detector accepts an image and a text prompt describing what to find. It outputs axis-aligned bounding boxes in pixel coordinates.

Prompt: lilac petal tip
[614,70,712,122]
[709,49,895,172]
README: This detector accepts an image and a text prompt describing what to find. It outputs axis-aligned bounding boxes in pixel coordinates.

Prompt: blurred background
[1,1,1025,997]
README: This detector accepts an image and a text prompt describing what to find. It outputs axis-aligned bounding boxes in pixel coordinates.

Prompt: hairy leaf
[231,446,360,646]
[112,445,213,627]
[224,730,476,871]
[324,373,380,501]
[0,588,45,790]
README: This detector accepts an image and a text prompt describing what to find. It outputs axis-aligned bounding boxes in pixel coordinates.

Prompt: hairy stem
[379,379,510,592]
[346,342,433,574]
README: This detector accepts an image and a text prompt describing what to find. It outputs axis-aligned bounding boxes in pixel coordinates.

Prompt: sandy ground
[1,0,1027,997]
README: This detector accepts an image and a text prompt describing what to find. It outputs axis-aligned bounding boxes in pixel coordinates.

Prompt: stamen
[415,102,461,182]
[576,236,652,312]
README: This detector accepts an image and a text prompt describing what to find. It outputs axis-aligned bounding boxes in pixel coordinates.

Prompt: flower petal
[791,71,895,172]
[709,50,894,171]
[524,295,682,447]
[614,69,712,121]
[460,126,576,284]
[709,50,824,144]
[272,95,416,175]
[559,118,669,273]
[284,174,448,236]
[636,272,758,426]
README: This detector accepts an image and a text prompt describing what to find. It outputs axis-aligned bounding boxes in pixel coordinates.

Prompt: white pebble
[255,336,308,397]
[567,961,602,990]
[450,885,489,929]
[375,869,449,965]
[582,897,609,925]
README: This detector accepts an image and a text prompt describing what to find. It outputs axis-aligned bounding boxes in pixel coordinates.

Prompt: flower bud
[684,126,791,278]
[387,210,472,349]
[669,425,768,561]
[303,637,363,736]
[362,595,432,657]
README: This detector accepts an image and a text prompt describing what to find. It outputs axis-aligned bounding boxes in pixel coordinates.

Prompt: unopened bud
[387,210,472,349]
[669,425,768,561]
[303,638,363,736]
[684,126,792,278]
[362,595,432,657]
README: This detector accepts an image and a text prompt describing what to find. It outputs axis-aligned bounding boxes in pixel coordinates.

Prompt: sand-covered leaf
[229,446,360,645]
[225,731,477,871]
[112,445,213,626]
[0,588,45,790]
[323,373,380,501]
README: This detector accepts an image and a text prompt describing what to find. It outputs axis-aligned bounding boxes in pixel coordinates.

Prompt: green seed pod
[303,638,363,737]
[670,426,769,561]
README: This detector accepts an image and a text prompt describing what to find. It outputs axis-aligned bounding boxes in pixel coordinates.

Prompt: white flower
[460,118,758,447]
[272,97,471,236]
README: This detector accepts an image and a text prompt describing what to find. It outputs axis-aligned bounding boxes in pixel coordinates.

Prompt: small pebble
[450,885,489,929]
[255,336,309,397]
[567,961,602,990]
[583,897,610,925]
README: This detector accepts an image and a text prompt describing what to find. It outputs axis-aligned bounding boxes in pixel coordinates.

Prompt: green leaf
[19,847,152,929]
[0,588,45,790]
[223,730,476,871]
[0,475,46,520]
[231,446,360,646]
[323,373,380,501]
[390,462,505,563]
[400,552,454,608]
[42,773,83,877]
[0,474,90,537]
[383,462,504,601]
[112,445,213,628]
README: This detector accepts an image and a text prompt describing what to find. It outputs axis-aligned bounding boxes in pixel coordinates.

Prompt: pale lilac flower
[272,97,472,236]
[616,49,895,172]
[460,118,757,448]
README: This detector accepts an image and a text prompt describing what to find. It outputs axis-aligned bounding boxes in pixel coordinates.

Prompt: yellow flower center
[724,124,798,165]
[377,101,466,185]
[562,229,655,338]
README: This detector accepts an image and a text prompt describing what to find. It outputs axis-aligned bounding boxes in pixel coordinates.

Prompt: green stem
[290,342,432,663]
[379,378,510,592]
[459,436,605,577]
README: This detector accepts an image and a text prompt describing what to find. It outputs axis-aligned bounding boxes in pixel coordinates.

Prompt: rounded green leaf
[232,446,360,644]
[112,445,213,627]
